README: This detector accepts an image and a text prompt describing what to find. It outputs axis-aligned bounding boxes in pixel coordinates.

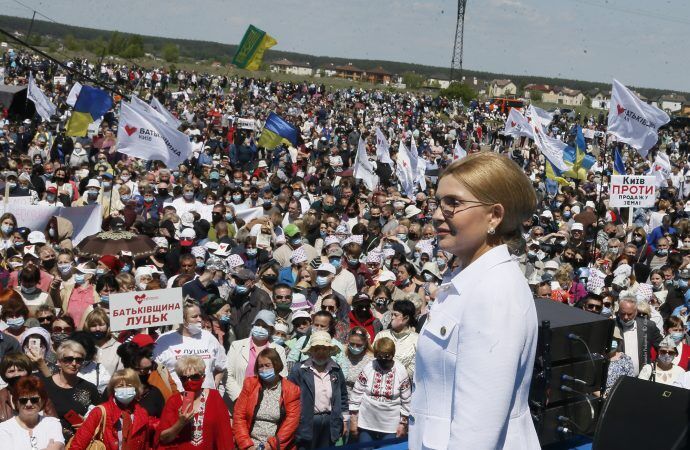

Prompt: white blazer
[409,245,540,450]
[225,337,288,401]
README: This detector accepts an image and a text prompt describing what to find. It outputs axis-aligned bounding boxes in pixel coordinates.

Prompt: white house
[488,79,517,97]
[269,59,313,76]
[427,74,450,89]
[658,94,686,113]
[590,90,610,110]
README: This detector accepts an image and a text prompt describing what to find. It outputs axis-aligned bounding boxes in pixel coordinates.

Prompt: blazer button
[440,326,447,336]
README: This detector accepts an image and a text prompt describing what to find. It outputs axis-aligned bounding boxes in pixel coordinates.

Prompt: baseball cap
[131,334,155,348]
[252,310,276,327]
[326,246,344,258]
[571,223,584,232]
[284,224,300,237]
[232,268,257,281]
[179,228,196,246]
[316,263,336,274]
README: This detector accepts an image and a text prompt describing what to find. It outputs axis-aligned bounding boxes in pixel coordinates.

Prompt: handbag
[66,405,107,450]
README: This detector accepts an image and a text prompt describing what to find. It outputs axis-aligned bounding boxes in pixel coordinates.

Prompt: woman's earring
[488,227,496,235]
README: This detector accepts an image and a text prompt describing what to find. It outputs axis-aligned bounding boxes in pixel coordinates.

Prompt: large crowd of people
[0,45,689,449]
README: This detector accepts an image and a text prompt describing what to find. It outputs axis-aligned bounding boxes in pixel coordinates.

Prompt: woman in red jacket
[234,348,301,450]
[157,355,233,450]
[69,368,153,450]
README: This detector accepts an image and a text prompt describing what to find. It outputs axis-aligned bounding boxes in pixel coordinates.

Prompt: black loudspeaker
[593,376,690,450]
[530,298,615,447]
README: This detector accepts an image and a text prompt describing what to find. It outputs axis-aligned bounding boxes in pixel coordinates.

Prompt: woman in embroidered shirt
[373,300,419,379]
[349,337,411,446]
[157,355,234,450]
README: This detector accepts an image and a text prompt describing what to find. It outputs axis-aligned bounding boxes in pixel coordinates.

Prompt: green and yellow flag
[232,25,277,70]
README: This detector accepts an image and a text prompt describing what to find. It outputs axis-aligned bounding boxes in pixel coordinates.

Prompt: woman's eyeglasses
[38,316,55,323]
[61,356,84,365]
[52,326,73,333]
[436,196,493,218]
[179,374,203,382]
[18,396,40,406]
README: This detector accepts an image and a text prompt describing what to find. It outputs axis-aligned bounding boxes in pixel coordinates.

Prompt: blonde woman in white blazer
[409,153,540,450]
[225,310,288,401]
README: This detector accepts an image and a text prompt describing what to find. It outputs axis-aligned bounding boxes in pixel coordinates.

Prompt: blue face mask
[272,336,285,346]
[121,264,131,273]
[329,258,341,269]
[684,289,690,304]
[290,237,302,247]
[235,285,249,295]
[678,279,689,290]
[610,340,618,352]
[197,261,206,269]
[258,368,276,381]
[225,213,235,222]
[96,268,105,276]
[316,275,330,288]
[75,274,86,285]
[121,195,131,203]
[320,231,327,239]
[100,294,109,304]
[601,306,612,318]
[6,317,25,329]
[219,314,231,324]
[349,344,364,355]
[671,332,685,344]
[251,325,269,340]
[246,248,257,257]
[397,233,408,242]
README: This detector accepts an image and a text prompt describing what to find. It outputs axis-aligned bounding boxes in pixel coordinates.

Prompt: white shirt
[622,322,640,375]
[409,245,540,450]
[154,329,227,390]
[0,415,64,450]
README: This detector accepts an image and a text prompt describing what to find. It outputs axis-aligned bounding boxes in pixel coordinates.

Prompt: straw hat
[301,331,340,355]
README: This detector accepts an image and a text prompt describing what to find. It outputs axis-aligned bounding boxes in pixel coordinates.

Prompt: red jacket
[233,377,301,450]
[69,398,152,450]
[348,311,382,341]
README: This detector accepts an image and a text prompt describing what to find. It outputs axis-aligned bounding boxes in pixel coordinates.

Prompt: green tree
[402,71,424,89]
[440,82,477,103]
[64,34,80,51]
[530,91,543,102]
[28,34,43,46]
[162,43,179,63]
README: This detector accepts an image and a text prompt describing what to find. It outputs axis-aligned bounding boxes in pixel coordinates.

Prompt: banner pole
[627,206,634,242]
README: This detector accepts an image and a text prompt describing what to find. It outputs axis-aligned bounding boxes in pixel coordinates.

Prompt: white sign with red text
[609,175,656,208]
[109,287,183,331]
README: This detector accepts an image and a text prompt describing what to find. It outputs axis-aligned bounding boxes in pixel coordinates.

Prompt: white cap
[544,260,559,270]
[585,201,596,209]
[76,263,97,274]
[27,231,46,244]
[86,179,101,189]
[316,262,336,274]
[540,210,553,219]
[571,222,584,232]
[180,228,196,239]
[181,212,195,228]
[378,271,397,282]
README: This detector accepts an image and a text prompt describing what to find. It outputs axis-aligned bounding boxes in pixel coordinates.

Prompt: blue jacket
[288,359,348,444]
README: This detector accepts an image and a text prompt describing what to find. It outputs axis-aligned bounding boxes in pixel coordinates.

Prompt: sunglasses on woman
[179,374,203,382]
[61,356,84,365]
[18,396,40,406]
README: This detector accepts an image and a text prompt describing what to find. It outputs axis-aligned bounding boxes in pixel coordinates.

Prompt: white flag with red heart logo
[116,102,192,168]
[608,79,670,157]
[504,107,533,139]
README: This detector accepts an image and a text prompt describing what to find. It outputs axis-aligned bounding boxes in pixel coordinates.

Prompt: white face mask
[185,322,202,335]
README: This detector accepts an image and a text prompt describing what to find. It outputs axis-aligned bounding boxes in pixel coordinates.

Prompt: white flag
[453,140,467,160]
[651,151,671,187]
[396,140,416,198]
[504,108,533,139]
[353,137,379,191]
[131,95,170,124]
[117,102,192,168]
[608,79,670,157]
[531,124,569,171]
[150,96,182,128]
[27,73,56,122]
[66,82,82,107]
[375,128,393,165]
[525,104,553,133]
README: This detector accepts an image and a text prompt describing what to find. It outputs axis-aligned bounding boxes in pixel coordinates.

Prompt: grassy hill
[0,14,686,101]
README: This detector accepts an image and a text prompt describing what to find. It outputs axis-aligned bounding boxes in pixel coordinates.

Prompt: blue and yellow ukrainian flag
[613,147,626,175]
[65,85,113,136]
[545,159,570,186]
[257,112,298,150]
[563,126,595,181]
[232,25,277,71]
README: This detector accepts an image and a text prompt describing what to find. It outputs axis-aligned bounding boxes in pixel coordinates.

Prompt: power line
[3,0,148,71]
[0,26,130,99]
[573,0,690,26]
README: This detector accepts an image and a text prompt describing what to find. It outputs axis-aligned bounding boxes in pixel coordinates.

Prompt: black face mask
[377,359,395,371]
[262,274,278,284]
[139,373,150,384]
[91,331,107,341]
[43,259,56,270]
[211,212,222,224]
[158,189,168,197]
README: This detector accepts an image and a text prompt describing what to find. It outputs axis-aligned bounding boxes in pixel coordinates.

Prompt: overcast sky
[4,0,689,91]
